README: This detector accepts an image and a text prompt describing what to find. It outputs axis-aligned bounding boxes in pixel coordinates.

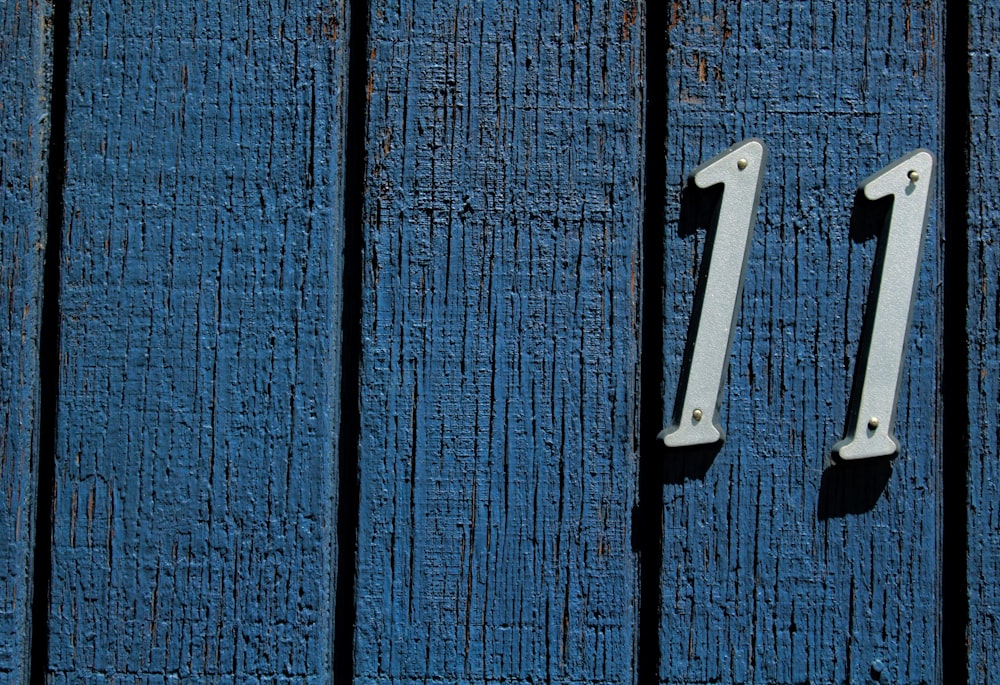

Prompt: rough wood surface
[658,2,943,682]
[967,2,1000,682]
[46,0,348,680]
[353,1,643,682]
[0,0,50,678]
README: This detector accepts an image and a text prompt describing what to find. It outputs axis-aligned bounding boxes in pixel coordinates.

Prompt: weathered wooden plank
[659,2,943,682]
[967,2,1000,682]
[46,0,349,680]
[354,0,643,682]
[0,0,51,678]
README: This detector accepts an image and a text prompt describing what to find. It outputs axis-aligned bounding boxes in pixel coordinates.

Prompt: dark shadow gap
[31,0,72,682]
[637,1,666,683]
[942,0,970,682]
[816,457,893,520]
[333,0,369,683]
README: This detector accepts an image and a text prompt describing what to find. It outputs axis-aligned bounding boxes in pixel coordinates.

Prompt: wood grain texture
[47,0,348,680]
[353,1,643,682]
[659,2,943,682]
[967,2,1000,682]
[0,0,51,678]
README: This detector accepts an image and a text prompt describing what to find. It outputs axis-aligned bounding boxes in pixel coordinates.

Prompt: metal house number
[660,143,934,462]
[833,149,935,460]
[659,139,766,449]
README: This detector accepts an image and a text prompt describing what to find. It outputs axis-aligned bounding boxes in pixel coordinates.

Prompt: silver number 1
[660,139,766,448]
[832,149,935,460]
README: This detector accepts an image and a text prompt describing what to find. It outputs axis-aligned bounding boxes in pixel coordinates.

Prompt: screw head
[737,158,749,171]
[692,408,703,421]
[868,416,880,430]
[907,169,920,183]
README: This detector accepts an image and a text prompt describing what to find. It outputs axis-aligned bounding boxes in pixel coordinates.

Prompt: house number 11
[659,143,934,462]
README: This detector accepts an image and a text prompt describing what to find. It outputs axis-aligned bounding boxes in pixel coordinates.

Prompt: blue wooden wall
[43,0,350,680]
[0,0,50,677]
[0,0,998,683]
[967,1,1000,682]
[353,0,642,681]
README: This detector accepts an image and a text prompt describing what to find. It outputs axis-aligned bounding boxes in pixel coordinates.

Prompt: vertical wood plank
[0,0,51,679]
[47,0,349,680]
[354,1,643,682]
[967,2,1000,681]
[659,2,943,682]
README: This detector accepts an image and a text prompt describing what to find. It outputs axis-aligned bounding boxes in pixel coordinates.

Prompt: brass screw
[907,169,920,183]
[692,408,703,421]
[737,158,749,171]
[868,417,880,430]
